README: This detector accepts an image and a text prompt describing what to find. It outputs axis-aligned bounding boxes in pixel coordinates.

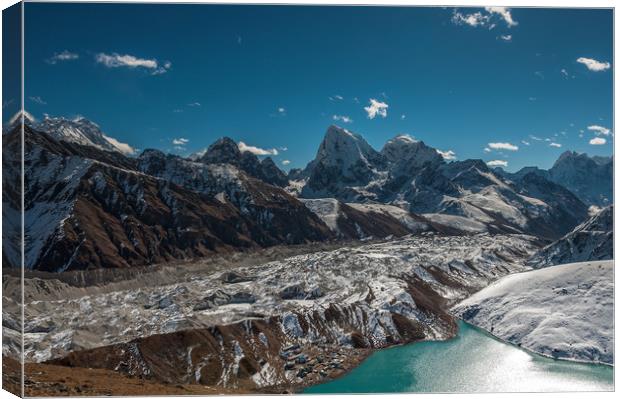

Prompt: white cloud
[529,135,542,141]
[277,107,286,115]
[577,57,610,72]
[452,10,489,27]
[332,115,353,123]
[102,134,135,155]
[485,7,518,27]
[46,50,79,64]
[29,96,46,105]
[549,142,562,148]
[498,34,512,41]
[521,140,530,146]
[588,125,612,136]
[281,160,291,165]
[589,137,607,145]
[172,138,189,145]
[401,114,406,120]
[187,102,201,107]
[437,149,456,160]
[483,147,491,153]
[329,95,344,101]
[364,98,388,119]
[95,52,171,74]
[488,142,519,151]
[238,141,278,156]
[487,160,508,167]
[452,7,517,28]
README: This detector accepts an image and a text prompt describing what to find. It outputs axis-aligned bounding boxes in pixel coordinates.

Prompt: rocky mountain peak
[199,136,242,164]
[381,134,443,171]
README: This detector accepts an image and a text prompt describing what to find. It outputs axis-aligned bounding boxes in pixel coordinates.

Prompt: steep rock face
[197,137,288,187]
[381,135,443,182]
[547,151,612,207]
[301,125,388,201]
[529,205,613,268]
[8,126,332,272]
[138,150,333,248]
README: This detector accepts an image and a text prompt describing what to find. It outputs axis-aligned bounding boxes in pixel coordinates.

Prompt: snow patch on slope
[453,261,613,365]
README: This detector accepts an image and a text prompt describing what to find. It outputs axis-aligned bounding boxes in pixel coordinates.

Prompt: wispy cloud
[577,57,610,72]
[521,140,530,146]
[487,160,508,167]
[588,125,612,136]
[46,50,79,64]
[452,7,517,28]
[95,52,171,74]
[436,149,456,160]
[187,102,201,107]
[485,7,518,27]
[281,160,291,165]
[401,114,406,120]
[332,115,353,123]
[329,95,344,101]
[364,98,388,119]
[529,135,543,141]
[589,137,607,145]
[483,147,491,153]
[498,34,512,42]
[28,96,47,105]
[172,109,183,113]
[488,142,519,151]
[534,71,544,79]
[172,138,189,145]
[238,141,278,156]
[560,68,569,78]
[549,142,562,148]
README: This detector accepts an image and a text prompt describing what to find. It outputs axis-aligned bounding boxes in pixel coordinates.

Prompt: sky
[13,4,615,172]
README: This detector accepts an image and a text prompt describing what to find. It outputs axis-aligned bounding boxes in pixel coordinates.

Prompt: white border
[0,2,616,399]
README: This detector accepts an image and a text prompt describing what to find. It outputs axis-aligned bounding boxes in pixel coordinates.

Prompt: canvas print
[1,2,614,396]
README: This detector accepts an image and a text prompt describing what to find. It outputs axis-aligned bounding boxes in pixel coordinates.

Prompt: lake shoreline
[302,320,613,394]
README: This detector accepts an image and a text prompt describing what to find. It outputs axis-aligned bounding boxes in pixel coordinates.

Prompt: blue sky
[18,4,613,172]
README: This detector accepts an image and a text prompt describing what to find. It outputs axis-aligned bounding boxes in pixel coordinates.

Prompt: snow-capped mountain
[3,124,332,272]
[295,126,589,239]
[31,115,136,155]
[301,125,388,200]
[529,205,613,267]
[547,151,612,206]
[501,151,613,207]
[197,137,288,187]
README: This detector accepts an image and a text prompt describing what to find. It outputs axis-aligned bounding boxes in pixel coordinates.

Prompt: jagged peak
[7,109,36,126]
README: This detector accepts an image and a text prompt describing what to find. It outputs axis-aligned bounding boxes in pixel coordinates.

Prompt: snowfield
[452,260,613,365]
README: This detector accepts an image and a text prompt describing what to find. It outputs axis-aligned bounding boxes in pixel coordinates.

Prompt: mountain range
[2,115,613,272]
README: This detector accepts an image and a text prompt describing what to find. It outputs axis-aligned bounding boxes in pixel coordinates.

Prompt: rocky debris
[220,271,256,284]
[9,234,541,380]
[193,290,257,311]
[279,284,323,300]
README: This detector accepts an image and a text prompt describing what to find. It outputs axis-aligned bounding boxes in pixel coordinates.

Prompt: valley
[1,117,614,395]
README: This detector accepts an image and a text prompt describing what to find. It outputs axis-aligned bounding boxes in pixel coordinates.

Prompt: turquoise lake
[304,321,613,393]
